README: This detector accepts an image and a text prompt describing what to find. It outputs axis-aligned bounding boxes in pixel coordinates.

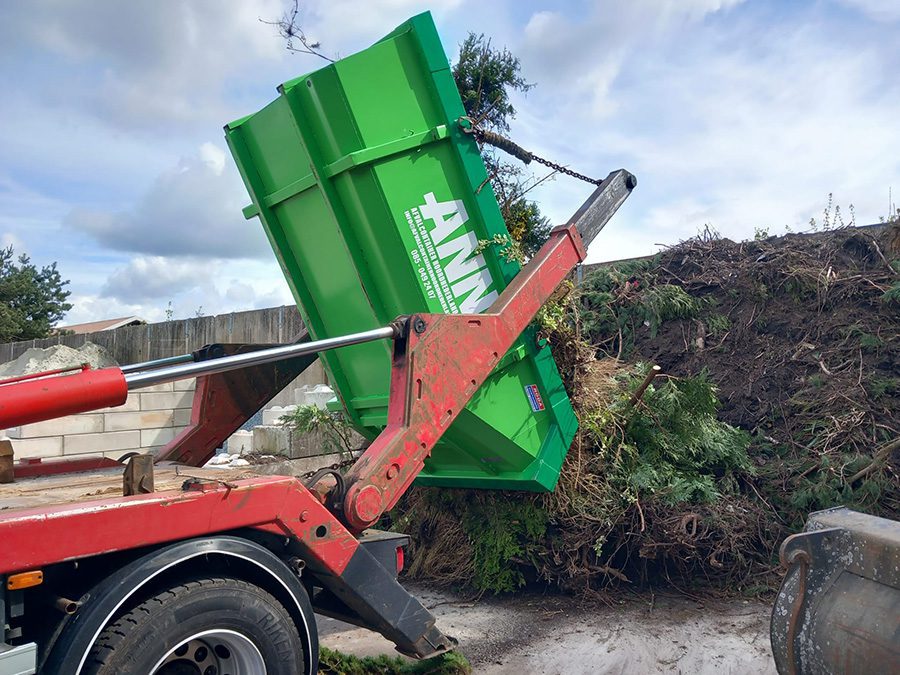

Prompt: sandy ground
[318,584,776,674]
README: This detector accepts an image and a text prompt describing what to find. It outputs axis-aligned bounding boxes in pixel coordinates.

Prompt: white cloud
[100,256,212,303]
[3,0,898,325]
[835,0,900,22]
[66,144,269,259]
[0,0,287,131]
[66,255,293,324]
[520,1,746,115]
[504,2,900,262]
[64,294,157,325]
[296,0,467,55]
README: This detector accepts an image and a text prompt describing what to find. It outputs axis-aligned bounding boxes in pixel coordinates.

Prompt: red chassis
[0,170,634,666]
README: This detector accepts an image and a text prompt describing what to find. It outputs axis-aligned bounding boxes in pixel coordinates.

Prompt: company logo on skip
[419,192,498,314]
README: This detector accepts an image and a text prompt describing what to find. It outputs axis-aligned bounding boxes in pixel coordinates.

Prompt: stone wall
[0,305,332,462]
[5,379,196,460]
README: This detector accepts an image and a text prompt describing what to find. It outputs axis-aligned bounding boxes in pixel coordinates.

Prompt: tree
[0,246,72,342]
[452,34,531,133]
[452,33,552,259]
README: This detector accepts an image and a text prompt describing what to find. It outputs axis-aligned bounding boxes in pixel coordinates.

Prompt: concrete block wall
[4,379,196,461]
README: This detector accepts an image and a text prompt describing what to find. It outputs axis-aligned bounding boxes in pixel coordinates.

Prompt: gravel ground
[318,584,776,674]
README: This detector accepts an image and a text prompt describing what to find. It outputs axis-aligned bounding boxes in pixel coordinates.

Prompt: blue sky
[1,0,898,324]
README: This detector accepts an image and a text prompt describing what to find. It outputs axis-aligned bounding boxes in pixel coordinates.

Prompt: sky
[1,0,898,325]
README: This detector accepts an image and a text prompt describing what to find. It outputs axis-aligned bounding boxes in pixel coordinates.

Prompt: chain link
[466,122,603,187]
[298,455,358,482]
[527,153,604,187]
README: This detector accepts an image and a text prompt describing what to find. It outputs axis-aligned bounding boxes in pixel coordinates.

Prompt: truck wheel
[82,576,315,674]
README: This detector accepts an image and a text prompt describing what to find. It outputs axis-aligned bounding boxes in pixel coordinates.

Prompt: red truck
[0,172,634,674]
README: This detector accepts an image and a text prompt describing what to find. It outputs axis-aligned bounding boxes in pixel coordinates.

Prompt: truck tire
[81,575,314,675]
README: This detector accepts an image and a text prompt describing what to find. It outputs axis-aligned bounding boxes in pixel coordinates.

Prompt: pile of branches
[588,223,899,524]
[394,222,898,596]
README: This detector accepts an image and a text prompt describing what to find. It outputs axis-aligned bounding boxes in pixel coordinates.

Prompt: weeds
[280,404,358,453]
[318,647,471,675]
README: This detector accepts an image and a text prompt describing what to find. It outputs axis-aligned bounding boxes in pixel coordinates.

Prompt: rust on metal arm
[339,175,635,532]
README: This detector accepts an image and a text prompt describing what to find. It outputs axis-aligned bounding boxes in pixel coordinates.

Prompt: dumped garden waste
[394,222,899,594]
[317,646,471,675]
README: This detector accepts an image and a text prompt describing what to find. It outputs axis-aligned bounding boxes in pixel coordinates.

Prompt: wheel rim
[151,629,266,675]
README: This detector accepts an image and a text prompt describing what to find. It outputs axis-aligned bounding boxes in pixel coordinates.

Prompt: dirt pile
[0,342,117,378]
[625,224,898,465]
[397,223,899,595]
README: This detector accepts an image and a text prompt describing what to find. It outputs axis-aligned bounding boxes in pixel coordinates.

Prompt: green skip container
[225,12,577,490]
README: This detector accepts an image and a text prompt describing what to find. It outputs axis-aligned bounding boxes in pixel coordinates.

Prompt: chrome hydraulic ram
[0,325,398,429]
[124,326,398,389]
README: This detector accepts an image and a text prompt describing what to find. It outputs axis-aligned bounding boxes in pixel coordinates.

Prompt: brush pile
[394,222,899,595]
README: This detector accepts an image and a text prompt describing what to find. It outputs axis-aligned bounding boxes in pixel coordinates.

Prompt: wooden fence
[0,305,306,366]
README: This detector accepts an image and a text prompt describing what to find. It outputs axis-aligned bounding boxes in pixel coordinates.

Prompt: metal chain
[464,121,604,187]
[527,152,604,187]
[298,455,358,481]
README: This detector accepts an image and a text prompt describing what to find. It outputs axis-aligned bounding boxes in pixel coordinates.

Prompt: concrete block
[252,426,291,455]
[225,430,254,455]
[173,378,196,391]
[11,436,63,458]
[174,409,193,426]
[7,414,104,439]
[287,427,353,459]
[140,391,193,411]
[104,410,174,432]
[99,394,140,413]
[137,382,174,393]
[64,430,141,455]
[248,424,359,460]
[292,360,327,389]
[141,427,177,448]
[262,405,297,426]
[294,384,335,409]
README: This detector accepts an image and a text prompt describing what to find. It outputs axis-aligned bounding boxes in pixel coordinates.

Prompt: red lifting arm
[340,169,636,531]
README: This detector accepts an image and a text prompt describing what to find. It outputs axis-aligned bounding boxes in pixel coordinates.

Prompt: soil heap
[396,223,899,595]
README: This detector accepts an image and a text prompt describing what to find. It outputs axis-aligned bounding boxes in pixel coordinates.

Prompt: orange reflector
[7,570,43,590]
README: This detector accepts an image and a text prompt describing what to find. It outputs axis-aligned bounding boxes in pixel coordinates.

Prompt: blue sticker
[524,384,545,412]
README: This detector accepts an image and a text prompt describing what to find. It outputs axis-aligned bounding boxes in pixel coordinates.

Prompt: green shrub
[318,646,471,675]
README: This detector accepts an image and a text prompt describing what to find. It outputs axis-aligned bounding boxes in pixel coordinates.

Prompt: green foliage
[318,646,470,675]
[452,33,531,133]
[705,313,731,336]
[867,376,899,400]
[883,281,900,306]
[760,446,891,529]
[452,34,550,259]
[280,404,357,453]
[808,193,855,231]
[843,324,884,352]
[535,281,575,334]
[753,226,770,240]
[500,192,552,259]
[404,367,754,594]
[807,373,827,389]
[476,233,523,264]
[579,261,701,354]
[460,497,548,593]
[0,245,72,342]
[589,367,753,505]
